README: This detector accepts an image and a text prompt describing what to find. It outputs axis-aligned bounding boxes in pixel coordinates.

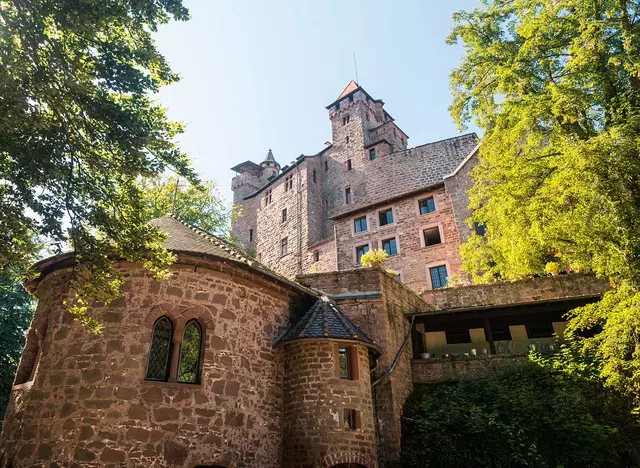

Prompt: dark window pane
[369,148,376,160]
[146,317,172,381]
[492,327,512,341]
[339,347,350,379]
[419,197,436,215]
[474,222,486,236]
[430,265,448,289]
[344,409,356,429]
[527,324,555,339]
[345,187,351,204]
[379,209,393,226]
[446,329,471,344]
[347,159,352,170]
[382,238,397,256]
[178,321,202,384]
[356,245,370,264]
[424,227,442,246]
[354,216,368,233]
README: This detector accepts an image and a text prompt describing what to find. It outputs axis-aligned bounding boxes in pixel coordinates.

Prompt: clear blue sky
[154,0,480,203]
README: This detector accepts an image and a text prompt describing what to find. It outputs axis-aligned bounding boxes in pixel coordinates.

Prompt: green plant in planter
[360,249,388,267]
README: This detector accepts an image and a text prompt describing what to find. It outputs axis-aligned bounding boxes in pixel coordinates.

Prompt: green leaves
[449,0,640,414]
[402,362,640,468]
[0,0,197,330]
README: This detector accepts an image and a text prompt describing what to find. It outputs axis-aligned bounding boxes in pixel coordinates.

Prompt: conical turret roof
[262,149,278,166]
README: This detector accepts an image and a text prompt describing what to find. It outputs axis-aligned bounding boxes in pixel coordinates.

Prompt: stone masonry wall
[0,256,296,467]
[282,340,376,468]
[443,147,478,246]
[297,269,430,468]
[334,185,464,292]
[411,355,527,384]
[421,274,610,311]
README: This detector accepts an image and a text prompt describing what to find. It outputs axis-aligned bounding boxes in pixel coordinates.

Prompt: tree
[402,361,640,468]
[0,0,196,330]
[140,176,232,238]
[0,272,35,420]
[449,0,640,411]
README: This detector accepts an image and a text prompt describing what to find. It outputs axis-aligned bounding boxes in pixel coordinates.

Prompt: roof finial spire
[353,52,359,85]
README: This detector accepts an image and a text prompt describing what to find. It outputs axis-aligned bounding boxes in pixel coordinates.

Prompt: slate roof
[148,216,313,295]
[276,296,378,351]
[262,149,278,165]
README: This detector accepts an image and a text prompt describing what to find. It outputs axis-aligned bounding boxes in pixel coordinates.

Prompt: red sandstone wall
[282,340,377,468]
[334,185,464,292]
[421,274,610,311]
[411,355,527,384]
[0,258,294,467]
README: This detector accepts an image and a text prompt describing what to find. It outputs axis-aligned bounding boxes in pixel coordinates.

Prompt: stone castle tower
[231,81,478,292]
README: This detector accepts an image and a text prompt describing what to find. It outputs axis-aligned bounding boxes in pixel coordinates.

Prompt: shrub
[360,248,387,267]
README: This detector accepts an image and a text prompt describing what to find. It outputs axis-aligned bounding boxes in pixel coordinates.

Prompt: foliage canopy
[402,361,640,468]
[449,0,640,410]
[0,0,194,330]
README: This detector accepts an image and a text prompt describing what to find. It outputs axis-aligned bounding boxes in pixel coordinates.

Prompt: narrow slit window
[345,187,352,204]
[249,229,253,242]
[281,237,288,256]
[343,409,357,430]
[369,148,376,161]
[347,159,352,170]
[177,320,202,384]
[313,169,317,183]
[146,317,173,381]
[282,208,288,223]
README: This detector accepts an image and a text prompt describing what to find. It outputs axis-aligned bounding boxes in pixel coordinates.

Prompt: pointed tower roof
[262,148,278,166]
[336,80,360,101]
[275,296,379,352]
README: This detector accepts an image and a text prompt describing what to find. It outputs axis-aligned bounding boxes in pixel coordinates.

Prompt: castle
[0,83,609,468]
[231,81,479,291]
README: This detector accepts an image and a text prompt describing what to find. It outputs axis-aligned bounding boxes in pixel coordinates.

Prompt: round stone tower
[278,297,379,468]
[0,216,313,468]
[260,149,280,180]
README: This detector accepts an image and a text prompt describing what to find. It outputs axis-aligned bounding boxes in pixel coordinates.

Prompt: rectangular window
[264,189,273,206]
[339,347,351,379]
[325,161,329,172]
[249,229,253,242]
[382,238,397,256]
[491,327,512,341]
[423,227,442,246]
[356,244,370,264]
[527,324,555,339]
[343,409,357,430]
[446,329,472,344]
[345,187,352,204]
[347,159,352,170]
[342,115,350,126]
[354,215,368,233]
[429,265,448,289]
[314,251,320,263]
[313,169,317,183]
[378,208,393,226]
[282,208,287,223]
[419,196,436,215]
[281,237,288,256]
[346,135,350,144]
[284,174,293,192]
[369,148,376,160]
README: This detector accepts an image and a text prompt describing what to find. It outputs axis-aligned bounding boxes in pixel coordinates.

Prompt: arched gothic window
[177,320,202,384]
[145,316,173,381]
